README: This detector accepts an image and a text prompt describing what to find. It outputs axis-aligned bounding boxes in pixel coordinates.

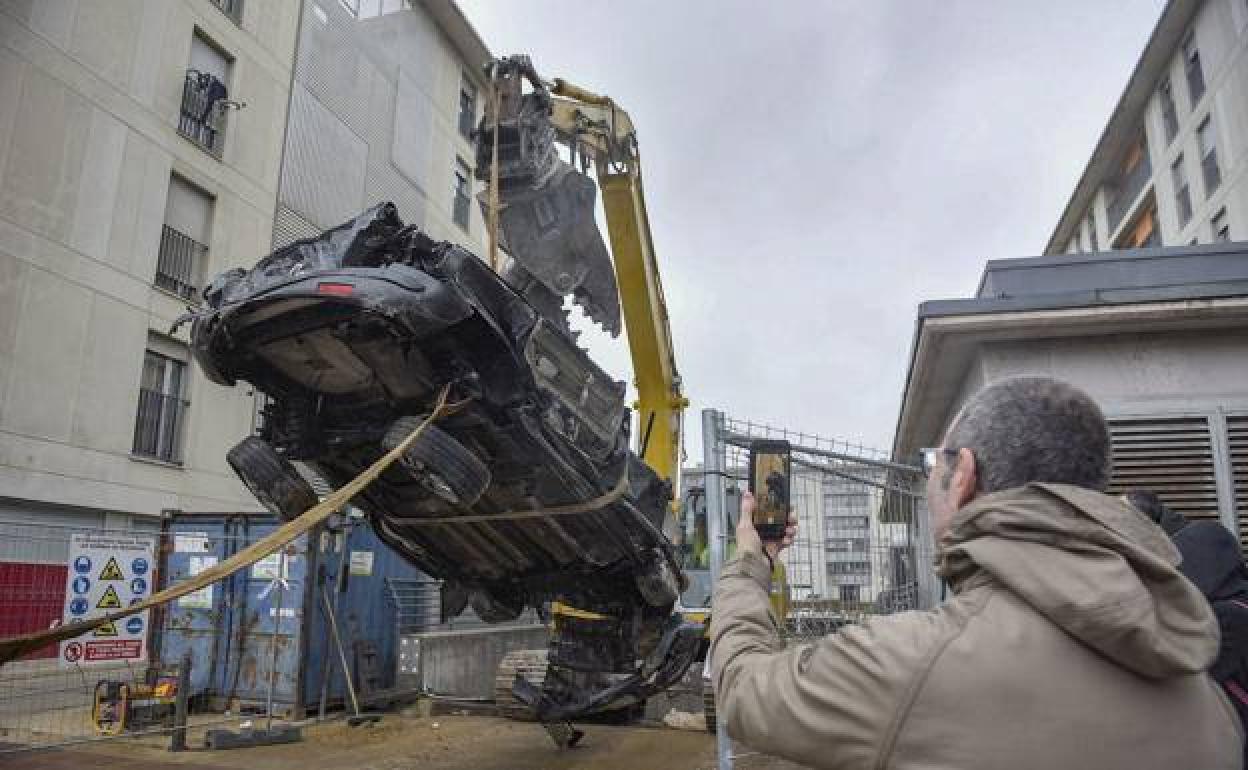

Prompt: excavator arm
[546,80,688,501]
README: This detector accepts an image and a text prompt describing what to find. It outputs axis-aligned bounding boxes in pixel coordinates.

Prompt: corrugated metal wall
[274,1,442,243]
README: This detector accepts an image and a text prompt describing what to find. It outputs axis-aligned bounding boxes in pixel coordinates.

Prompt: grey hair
[944,376,1110,494]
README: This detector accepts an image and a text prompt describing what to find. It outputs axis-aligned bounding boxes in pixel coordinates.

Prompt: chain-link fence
[698,409,935,768]
[0,512,408,754]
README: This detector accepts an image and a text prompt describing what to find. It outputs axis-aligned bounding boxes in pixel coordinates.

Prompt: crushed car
[179,203,701,731]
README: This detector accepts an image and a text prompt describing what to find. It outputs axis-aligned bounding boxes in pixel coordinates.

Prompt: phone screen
[749,440,791,541]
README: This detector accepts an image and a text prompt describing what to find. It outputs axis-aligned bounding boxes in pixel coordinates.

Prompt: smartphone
[748,440,791,541]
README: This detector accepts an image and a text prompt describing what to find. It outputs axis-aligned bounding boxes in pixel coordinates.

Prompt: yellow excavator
[477,55,785,736]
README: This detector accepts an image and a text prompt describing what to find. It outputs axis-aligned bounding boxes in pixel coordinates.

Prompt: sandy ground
[1,714,807,770]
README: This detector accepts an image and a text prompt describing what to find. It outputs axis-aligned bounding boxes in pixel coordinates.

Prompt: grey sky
[458,0,1166,461]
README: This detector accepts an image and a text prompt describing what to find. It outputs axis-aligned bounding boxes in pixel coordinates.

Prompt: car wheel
[382,417,490,506]
[470,587,525,624]
[227,437,319,521]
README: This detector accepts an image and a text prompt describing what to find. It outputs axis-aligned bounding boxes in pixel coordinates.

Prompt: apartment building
[1046,0,1248,254]
[0,0,299,537]
[0,0,495,646]
[271,0,490,253]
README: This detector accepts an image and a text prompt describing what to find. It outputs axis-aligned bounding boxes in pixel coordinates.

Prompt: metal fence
[700,409,934,768]
[0,518,324,754]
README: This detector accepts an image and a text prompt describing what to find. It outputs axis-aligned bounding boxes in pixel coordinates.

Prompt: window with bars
[1172,154,1192,227]
[458,75,477,140]
[1198,115,1221,195]
[1105,416,1220,523]
[453,157,471,231]
[133,349,189,464]
[1182,32,1205,105]
[1159,76,1178,143]
[157,176,212,300]
[180,34,232,158]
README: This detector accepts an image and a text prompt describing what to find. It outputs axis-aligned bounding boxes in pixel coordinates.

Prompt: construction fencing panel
[701,409,935,768]
[0,517,318,754]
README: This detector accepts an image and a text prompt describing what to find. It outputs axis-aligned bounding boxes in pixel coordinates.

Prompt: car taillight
[317,282,354,296]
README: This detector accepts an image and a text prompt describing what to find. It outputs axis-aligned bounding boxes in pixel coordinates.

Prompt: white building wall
[0,1,299,522]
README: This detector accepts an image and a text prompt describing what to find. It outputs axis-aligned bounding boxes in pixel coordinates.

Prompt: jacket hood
[936,483,1218,679]
[1173,520,1248,601]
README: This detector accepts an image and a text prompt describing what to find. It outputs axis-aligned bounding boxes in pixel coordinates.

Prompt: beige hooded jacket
[710,483,1242,769]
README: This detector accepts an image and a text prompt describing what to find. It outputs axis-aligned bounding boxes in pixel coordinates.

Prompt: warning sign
[99,557,125,581]
[59,533,155,667]
[96,585,122,609]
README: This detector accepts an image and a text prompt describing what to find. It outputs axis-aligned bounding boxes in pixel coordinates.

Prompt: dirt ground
[2,714,806,770]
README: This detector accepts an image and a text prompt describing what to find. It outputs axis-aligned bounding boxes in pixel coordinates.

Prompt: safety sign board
[59,533,155,667]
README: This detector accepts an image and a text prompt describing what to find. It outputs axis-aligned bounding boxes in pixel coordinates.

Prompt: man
[710,377,1241,769]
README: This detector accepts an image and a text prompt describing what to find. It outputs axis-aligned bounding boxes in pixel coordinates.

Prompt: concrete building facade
[0,0,299,539]
[892,249,1248,553]
[271,0,490,253]
[0,0,496,653]
[1046,0,1248,255]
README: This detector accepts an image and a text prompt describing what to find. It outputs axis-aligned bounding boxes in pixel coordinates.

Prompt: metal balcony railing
[209,0,243,24]
[1106,152,1152,234]
[132,389,189,464]
[155,225,206,301]
[178,72,227,157]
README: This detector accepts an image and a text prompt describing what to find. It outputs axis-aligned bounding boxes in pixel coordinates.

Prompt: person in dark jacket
[1124,489,1248,763]
[1123,488,1190,535]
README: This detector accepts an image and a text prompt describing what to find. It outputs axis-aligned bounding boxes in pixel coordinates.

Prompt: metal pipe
[318,521,351,719]
[701,409,733,770]
[264,550,287,732]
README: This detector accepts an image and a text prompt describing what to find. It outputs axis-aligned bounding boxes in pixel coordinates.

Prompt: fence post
[701,408,733,770]
[170,651,192,752]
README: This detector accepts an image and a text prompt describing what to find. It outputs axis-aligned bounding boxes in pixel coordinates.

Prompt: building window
[209,0,243,25]
[453,157,471,231]
[1086,211,1099,251]
[838,584,861,603]
[1213,208,1230,242]
[1159,77,1178,143]
[157,176,212,301]
[1115,203,1159,250]
[1172,154,1192,227]
[1182,32,1205,105]
[458,74,477,140]
[180,33,232,158]
[133,348,190,464]
[1198,115,1221,195]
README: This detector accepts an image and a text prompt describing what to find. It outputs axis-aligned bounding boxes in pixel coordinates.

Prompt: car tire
[227,436,319,521]
[382,417,490,507]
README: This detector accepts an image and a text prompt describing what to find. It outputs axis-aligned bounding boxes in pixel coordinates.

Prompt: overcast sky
[458,0,1166,461]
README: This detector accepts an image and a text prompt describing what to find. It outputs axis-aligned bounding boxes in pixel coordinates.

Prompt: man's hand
[737,491,798,565]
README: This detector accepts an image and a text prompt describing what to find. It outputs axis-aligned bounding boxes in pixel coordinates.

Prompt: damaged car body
[182,202,702,733]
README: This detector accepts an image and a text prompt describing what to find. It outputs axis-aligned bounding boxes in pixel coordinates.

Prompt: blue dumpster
[154,510,423,716]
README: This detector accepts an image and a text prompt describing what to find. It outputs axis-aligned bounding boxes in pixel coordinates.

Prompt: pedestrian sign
[99,557,124,581]
[59,533,155,667]
[96,585,122,609]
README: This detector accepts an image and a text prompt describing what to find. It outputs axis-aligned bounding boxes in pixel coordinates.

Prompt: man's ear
[953,447,978,507]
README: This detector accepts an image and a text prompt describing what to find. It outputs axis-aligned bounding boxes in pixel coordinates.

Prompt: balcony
[1106,152,1152,235]
[155,225,206,301]
[209,0,243,24]
[132,389,189,464]
[178,71,228,158]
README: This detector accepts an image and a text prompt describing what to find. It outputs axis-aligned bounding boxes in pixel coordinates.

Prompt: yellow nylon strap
[0,386,460,666]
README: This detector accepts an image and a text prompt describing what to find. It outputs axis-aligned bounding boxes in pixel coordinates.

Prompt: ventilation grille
[1106,416,1220,522]
[1226,415,1248,550]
